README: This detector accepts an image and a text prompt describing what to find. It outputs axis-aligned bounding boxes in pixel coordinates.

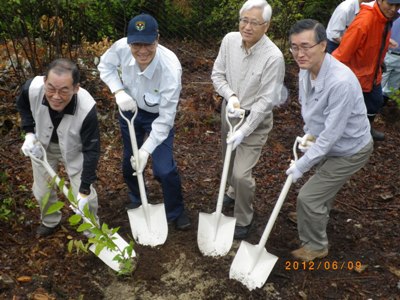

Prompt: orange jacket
[333,2,391,92]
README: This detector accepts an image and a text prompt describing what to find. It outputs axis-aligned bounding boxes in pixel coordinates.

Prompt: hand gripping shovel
[229,136,302,290]
[197,109,245,256]
[27,143,135,272]
[119,108,168,247]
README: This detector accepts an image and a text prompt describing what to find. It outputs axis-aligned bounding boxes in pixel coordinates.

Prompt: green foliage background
[0,0,341,82]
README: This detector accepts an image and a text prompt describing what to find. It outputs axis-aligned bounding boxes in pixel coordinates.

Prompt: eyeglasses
[289,42,320,54]
[130,42,157,50]
[45,85,74,97]
[239,18,267,27]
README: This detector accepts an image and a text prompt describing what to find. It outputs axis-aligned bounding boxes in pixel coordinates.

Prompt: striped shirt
[211,32,285,136]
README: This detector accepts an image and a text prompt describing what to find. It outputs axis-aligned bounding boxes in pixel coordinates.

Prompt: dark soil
[1,40,399,299]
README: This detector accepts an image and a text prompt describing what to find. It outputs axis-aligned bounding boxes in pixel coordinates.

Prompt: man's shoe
[371,128,385,141]
[288,212,297,224]
[36,224,59,238]
[234,220,253,240]
[223,194,235,206]
[291,246,328,262]
[125,202,141,210]
[174,210,191,231]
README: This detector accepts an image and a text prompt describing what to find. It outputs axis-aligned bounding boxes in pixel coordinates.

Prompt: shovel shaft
[119,109,149,207]
[28,145,97,228]
[258,175,292,247]
[215,143,233,215]
[215,111,246,215]
[257,137,301,247]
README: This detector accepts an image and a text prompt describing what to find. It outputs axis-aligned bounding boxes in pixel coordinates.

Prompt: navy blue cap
[127,14,158,44]
[387,0,400,3]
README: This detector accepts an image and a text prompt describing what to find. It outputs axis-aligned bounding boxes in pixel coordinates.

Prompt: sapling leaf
[67,240,74,253]
[77,222,92,232]
[69,214,82,225]
[93,243,107,256]
[45,201,64,215]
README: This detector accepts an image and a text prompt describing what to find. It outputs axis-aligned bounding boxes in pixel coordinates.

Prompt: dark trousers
[363,84,383,117]
[118,109,184,221]
[327,40,339,54]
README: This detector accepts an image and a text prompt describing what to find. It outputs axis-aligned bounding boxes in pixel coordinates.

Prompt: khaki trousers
[297,139,373,250]
[31,143,98,227]
[221,104,273,226]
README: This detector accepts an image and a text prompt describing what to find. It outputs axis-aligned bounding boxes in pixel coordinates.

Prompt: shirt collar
[300,53,330,93]
[241,34,267,54]
[129,48,160,79]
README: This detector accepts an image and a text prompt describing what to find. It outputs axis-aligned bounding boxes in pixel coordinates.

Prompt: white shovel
[197,108,245,256]
[229,136,303,290]
[28,144,135,272]
[119,109,168,247]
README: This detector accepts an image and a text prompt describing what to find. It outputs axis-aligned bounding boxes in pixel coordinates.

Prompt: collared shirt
[98,38,182,154]
[389,17,400,53]
[211,32,285,137]
[326,0,361,41]
[295,54,371,174]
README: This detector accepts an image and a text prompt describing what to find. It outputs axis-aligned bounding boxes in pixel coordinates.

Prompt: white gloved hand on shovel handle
[21,133,43,158]
[227,129,244,150]
[115,90,137,112]
[286,161,303,183]
[131,148,150,173]
[227,96,242,118]
[298,133,316,153]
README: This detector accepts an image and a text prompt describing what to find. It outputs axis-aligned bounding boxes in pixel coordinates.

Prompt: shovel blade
[89,233,136,272]
[127,203,168,247]
[197,212,236,256]
[229,241,278,291]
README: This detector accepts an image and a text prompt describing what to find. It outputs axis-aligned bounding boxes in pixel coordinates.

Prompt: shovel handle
[225,108,246,138]
[214,110,246,216]
[27,143,100,228]
[27,143,70,198]
[257,137,301,247]
[118,108,149,209]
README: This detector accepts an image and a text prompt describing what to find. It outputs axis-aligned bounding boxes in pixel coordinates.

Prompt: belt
[389,50,400,56]
[224,99,250,116]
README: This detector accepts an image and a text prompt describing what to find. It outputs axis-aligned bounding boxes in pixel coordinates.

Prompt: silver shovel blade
[127,203,168,247]
[197,211,236,257]
[229,241,278,291]
[89,233,136,272]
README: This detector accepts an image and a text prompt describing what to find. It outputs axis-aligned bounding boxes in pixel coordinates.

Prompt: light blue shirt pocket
[143,92,161,108]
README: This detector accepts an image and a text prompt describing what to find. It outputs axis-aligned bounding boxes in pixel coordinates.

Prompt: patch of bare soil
[1,41,399,299]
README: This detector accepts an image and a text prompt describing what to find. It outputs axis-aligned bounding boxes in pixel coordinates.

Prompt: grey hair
[45,58,80,86]
[240,0,272,22]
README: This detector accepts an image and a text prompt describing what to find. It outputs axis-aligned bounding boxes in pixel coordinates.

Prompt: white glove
[286,163,303,183]
[21,133,43,158]
[130,148,150,173]
[298,134,316,153]
[115,90,137,112]
[77,193,89,215]
[227,130,244,150]
[227,96,242,118]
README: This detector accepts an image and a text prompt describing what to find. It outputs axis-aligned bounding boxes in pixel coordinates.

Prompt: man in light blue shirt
[286,19,373,262]
[382,15,400,101]
[98,14,190,230]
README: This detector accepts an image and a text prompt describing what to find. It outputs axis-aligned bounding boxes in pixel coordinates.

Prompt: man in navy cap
[98,13,190,230]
